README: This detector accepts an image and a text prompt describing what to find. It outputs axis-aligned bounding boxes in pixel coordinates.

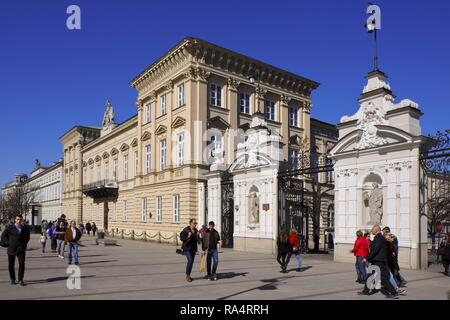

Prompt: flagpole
[374,28,378,71]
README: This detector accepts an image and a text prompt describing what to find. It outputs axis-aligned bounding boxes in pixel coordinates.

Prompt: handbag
[199,251,207,272]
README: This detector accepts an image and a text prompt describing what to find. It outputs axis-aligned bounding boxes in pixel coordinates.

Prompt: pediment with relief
[330,125,414,155]
[131,138,138,147]
[208,116,230,131]
[120,143,129,152]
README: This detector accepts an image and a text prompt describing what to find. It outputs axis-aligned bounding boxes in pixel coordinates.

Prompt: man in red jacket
[351,230,369,283]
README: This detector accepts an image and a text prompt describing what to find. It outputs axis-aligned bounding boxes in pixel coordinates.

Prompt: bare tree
[2,183,39,222]
[425,176,450,250]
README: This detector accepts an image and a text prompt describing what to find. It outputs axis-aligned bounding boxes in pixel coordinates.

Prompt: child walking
[40,231,47,253]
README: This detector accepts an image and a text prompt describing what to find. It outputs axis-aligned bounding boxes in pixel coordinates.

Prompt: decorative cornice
[255,84,267,99]
[303,101,312,113]
[136,99,144,111]
[155,125,167,135]
[110,148,119,156]
[171,116,186,129]
[280,94,292,106]
[141,131,152,141]
[131,138,138,147]
[102,152,110,159]
[94,156,102,162]
[227,77,240,90]
[164,80,174,91]
[120,143,130,152]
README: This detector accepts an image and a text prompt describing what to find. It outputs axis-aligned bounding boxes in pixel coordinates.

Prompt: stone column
[227,78,240,166]
[136,99,144,185]
[205,170,224,235]
[280,95,291,161]
[197,182,206,227]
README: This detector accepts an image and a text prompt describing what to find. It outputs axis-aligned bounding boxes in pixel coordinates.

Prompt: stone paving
[0,234,449,300]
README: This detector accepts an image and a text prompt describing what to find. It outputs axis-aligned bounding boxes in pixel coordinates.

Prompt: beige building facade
[60,37,325,243]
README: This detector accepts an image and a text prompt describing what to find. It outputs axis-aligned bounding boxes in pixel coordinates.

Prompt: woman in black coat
[277,230,292,273]
[440,233,450,276]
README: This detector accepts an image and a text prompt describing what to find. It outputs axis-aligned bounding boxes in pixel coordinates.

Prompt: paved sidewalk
[0,234,449,300]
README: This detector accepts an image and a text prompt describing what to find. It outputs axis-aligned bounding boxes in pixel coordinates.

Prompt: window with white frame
[105,161,109,181]
[156,196,162,223]
[141,197,148,222]
[145,145,151,174]
[160,94,167,116]
[289,107,299,127]
[134,151,138,177]
[160,139,167,170]
[97,164,101,181]
[289,148,298,166]
[123,154,128,180]
[113,159,118,182]
[265,100,276,121]
[145,102,152,124]
[173,194,180,223]
[178,83,185,107]
[123,200,127,221]
[239,92,250,114]
[177,132,184,166]
[210,84,222,107]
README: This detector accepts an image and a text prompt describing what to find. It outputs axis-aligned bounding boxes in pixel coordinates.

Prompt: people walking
[65,220,82,265]
[385,232,407,295]
[287,228,303,272]
[351,230,369,284]
[277,230,291,273]
[78,223,85,235]
[382,226,407,287]
[202,221,222,281]
[92,222,97,237]
[358,225,399,299]
[55,221,67,258]
[47,222,57,253]
[39,231,47,254]
[440,232,450,276]
[1,215,31,286]
[85,222,92,236]
[180,219,198,282]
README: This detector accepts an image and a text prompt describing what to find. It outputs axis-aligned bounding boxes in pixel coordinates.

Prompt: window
[177,132,184,166]
[289,148,298,166]
[141,198,148,222]
[134,151,138,177]
[113,159,118,182]
[123,154,128,180]
[160,139,167,171]
[145,102,152,123]
[97,164,101,181]
[178,83,185,107]
[289,107,299,127]
[156,196,162,223]
[123,200,127,221]
[265,100,275,121]
[173,194,180,223]
[210,84,222,107]
[145,145,151,174]
[239,92,250,114]
[160,94,167,116]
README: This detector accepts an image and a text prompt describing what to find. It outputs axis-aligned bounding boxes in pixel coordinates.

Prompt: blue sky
[0,0,449,188]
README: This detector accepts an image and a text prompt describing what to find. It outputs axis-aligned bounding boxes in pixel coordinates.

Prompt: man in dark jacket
[202,221,222,281]
[64,220,82,265]
[1,215,30,286]
[441,232,450,276]
[180,219,198,282]
[358,225,399,299]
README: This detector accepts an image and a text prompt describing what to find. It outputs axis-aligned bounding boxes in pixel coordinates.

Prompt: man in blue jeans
[202,221,222,281]
[64,220,82,265]
[180,219,198,282]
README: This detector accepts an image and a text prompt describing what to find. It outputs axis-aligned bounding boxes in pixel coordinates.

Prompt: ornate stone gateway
[220,172,234,248]
[331,69,427,269]
[419,130,450,256]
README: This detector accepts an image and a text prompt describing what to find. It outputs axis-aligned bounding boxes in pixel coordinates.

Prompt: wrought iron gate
[221,172,234,248]
[419,130,450,254]
[278,162,334,252]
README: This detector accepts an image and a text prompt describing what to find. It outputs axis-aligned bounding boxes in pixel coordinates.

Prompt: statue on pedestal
[248,191,260,224]
[364,182,383,224]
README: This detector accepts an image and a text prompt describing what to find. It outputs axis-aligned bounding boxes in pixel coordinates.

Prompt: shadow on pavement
[286,266,312,273]
[79,260,118,265]
[218,272,248,279]
[24,275,96,285]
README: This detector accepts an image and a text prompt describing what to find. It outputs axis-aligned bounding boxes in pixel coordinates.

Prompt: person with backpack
[180,219,198,282]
